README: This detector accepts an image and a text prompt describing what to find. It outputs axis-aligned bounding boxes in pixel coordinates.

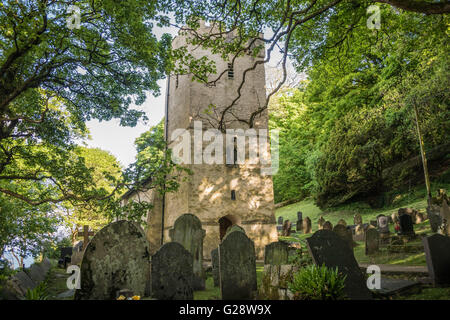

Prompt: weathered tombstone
[74,220,151,300]
[427,205,442,233]
[211,248,219,287]
[317,216,325,230]
[370,220,377,228]
[277,216,284,225]
[377,215,390,234]
[354,224,365,241]
[333,224,353,250]
[296,220,303,232]
[169,213,206,290]
[151,242,194,300]
[226,224,246,235]
[337,219,347,227]
[323,221,333,231]
[264,241,289,265]
[306,230,372,300]
[391,212,399,224]
[282,220,292,236]
[398,214,415,238]
[365,228,380,255]
[354,213,363,225]
[422,234,450,286]
[219,230,257,300]
[302,217,312,234]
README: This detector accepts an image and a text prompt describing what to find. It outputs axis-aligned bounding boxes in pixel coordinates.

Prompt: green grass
[46,267,73,300]
[395,287,450,300]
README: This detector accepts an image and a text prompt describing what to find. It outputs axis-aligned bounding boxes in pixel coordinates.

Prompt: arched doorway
[218,214,241,240]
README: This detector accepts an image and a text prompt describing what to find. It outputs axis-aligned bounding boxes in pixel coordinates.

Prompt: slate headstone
[151,242,194,300]
[211,248,219,287]
[264,241,290,265]
[74,220,151,300]
[297,212,303,223]
[422,234,450,286]
[282,220,292,236]
[306,230,372,300]
[25,264,46,284]
[398,214,415,237]
[169,213,206,290]
[365,228,379,255]
[219,230,257,300]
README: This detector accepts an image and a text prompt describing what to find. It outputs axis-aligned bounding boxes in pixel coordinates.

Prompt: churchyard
[5,192,447,301]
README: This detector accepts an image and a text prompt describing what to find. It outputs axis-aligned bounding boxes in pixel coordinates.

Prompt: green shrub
[288,264,347,300]
[25,282,48,300]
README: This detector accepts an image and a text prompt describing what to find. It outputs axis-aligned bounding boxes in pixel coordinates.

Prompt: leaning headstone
[151,242,194,299]
[398,214,415,238]
[277,216,284,225]
[302,217,312,234]
[422,234,450,286]
[282,220,292,236]
[365,228,380,255]
[354,213,363,225]
[152,242,194,299]
[333,224,353,250]
[264,241,290,265]
[317,216,325,230]
[226,224,246,235]
[9,271,36,297]
[169,213,206,290]
[211,248,219,287]
[306,230,372,300]
[323,221,333,231]
[427,205,442,233]
[219,230,257,300]
[74,220,151,300]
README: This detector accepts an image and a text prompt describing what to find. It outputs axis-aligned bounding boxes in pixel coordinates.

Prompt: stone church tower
[124,22,278,259]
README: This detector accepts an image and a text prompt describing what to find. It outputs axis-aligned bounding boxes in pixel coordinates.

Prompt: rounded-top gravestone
[74,220,151,300]
[151,242,194,300]
[169,213,206,290]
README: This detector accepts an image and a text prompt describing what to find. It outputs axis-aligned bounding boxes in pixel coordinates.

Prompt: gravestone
[414,211,424,224]
[370,220,377,228]
[333,224,353,250]
[365,228,380,255]
[219,230,257,300]
[264,241,290,265]
[277,216,284,225]
[59,247,73,268]
[323,221,333,231]
[169,213,206,290]
[354,224,365,241]
[354,213,363,225]
[306,230,372,300]
[337,219,347,227]
[297,212,303,223]
[151,242,194,300]
[282,220,292,236]
[296,220,303,232]
[391,212,399,224]
[398,214,415,238]
[211,248,219,287]
[377,215,390,234]
[74,220,151,300]
[25,264,46,284]
[317,216,325,230]
[422,234,450,286]
[302,217,312,234]
[427,205,442,233]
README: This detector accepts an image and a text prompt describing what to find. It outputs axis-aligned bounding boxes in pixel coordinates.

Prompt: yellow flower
[131,295,140,300]
[116,295,126,300]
